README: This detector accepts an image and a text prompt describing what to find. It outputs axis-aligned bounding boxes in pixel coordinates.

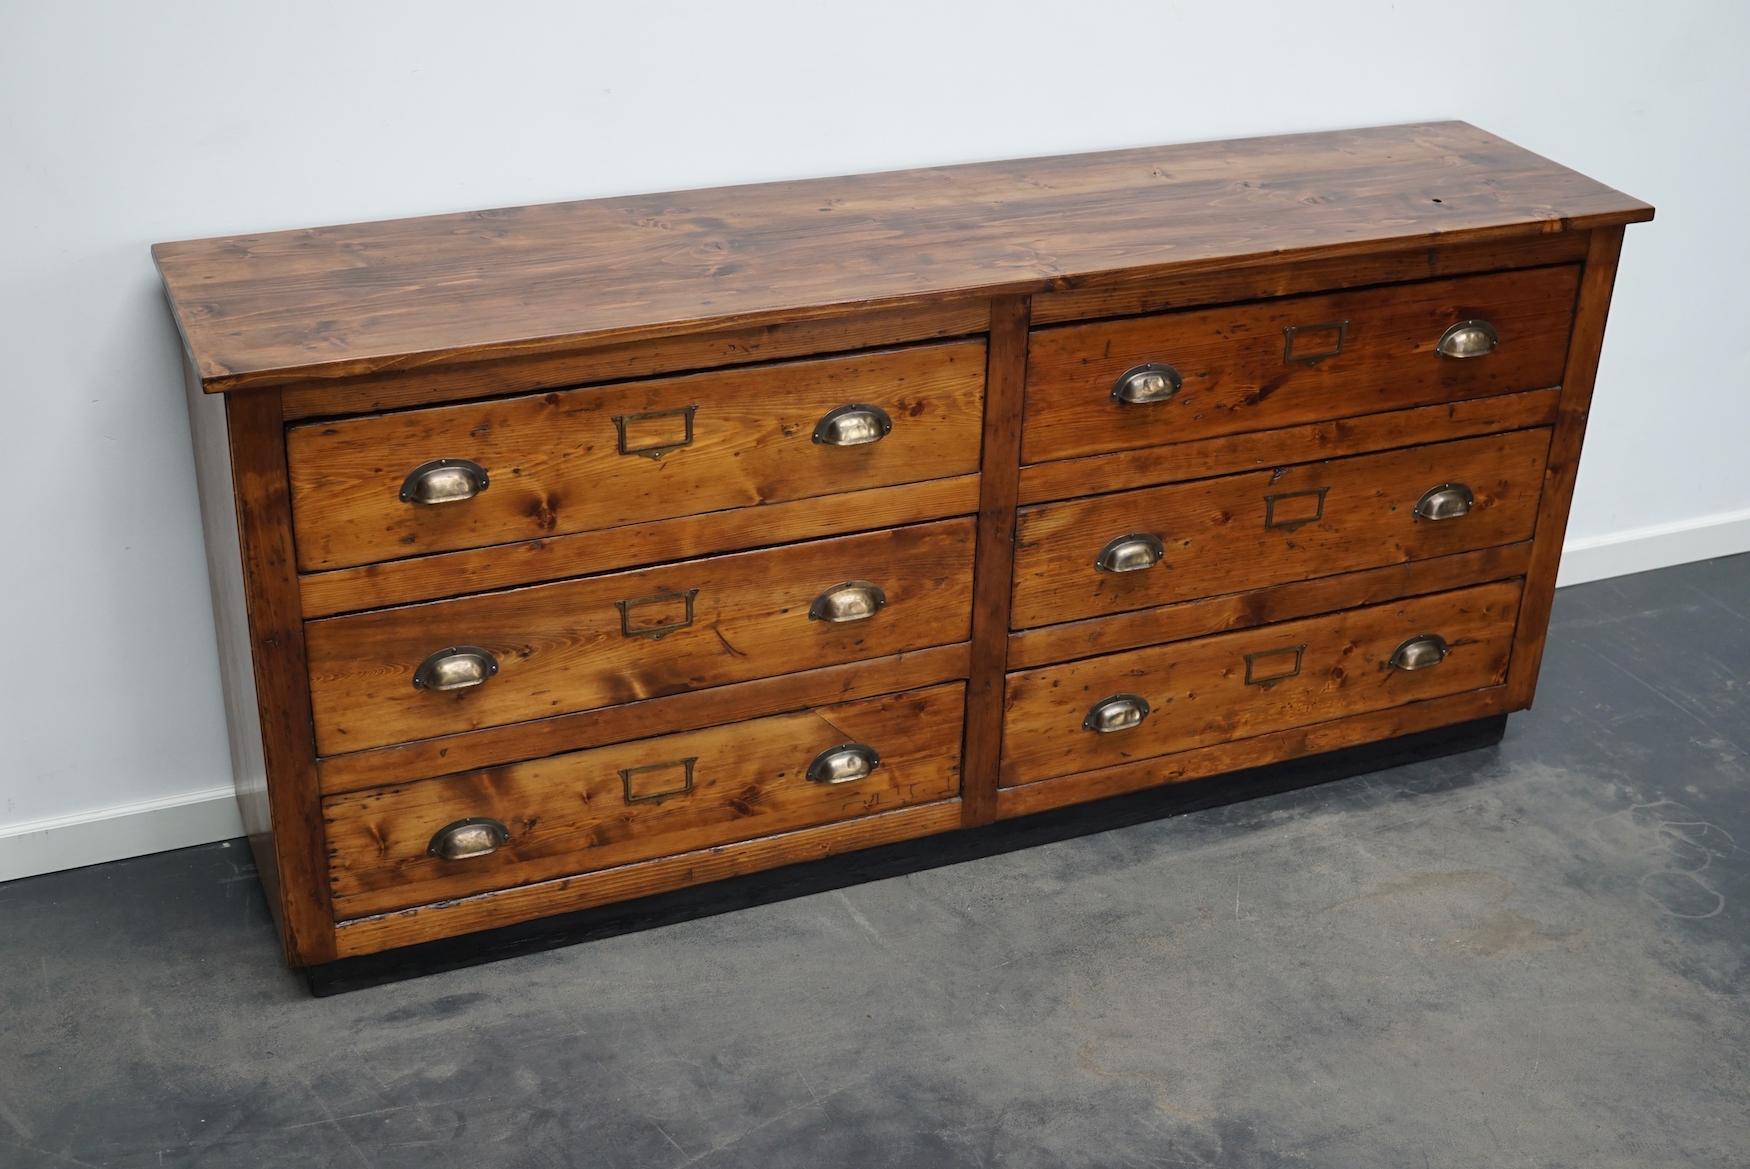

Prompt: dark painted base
[306,712,1510,995]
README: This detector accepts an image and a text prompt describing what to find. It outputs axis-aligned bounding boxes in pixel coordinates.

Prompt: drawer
[1012,428,1548,630]
[1001,580,1521,787]
[305,518,975,754]
[287,340,986,571]
[326,683,965,917]
[1022,266,1578,464]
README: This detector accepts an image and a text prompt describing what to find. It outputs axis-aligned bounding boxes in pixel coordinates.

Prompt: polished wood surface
[960,297,1030,827]
[1012,428,1549,629]
[1509,228,1627,707]
[1006,542,1532,670]
[160,127,1648,970]
[182,377,295,954]
[326,683,963,917]
[305,518,975,754]
[995,686,1515,819]
[331,801,966,956]
[1023,266,1577,465]
[1028,233,1590,326]
[1001,581,1522,787]
[287,341,984,570]
[299,475,980,619]
[184,385,335,965]
[155,123,1648,394]
[1016,389,1559,505]
[317,644,970,794]
[280,300,988,420]
[276,240,1584,423]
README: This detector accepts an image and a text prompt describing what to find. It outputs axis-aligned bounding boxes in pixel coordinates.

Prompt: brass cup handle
[813,403,893,447]
[809,580,887,623]
[807,742,881,784]
[1083,693,1151,733]
[412,646,499,691]
[1414,483,1475,521]
[400,458,489,505]
[1435,319,1499,359]
[428,817,509,860]
[1111,363,1183,405]
[1096,533,1166,573]
[1390,635,1449,672]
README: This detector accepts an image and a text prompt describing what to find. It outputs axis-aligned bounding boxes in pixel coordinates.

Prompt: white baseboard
[0,785,244,883]
[1,510,1746,885]
[1557,506,1750,588]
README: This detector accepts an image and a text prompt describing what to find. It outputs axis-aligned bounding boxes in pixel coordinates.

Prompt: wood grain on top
[153,122,1651,392]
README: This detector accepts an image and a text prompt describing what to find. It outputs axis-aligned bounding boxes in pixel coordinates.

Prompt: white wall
[2,0,1744,879]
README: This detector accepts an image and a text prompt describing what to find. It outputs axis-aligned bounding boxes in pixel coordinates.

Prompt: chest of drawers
[153,122,1650,975]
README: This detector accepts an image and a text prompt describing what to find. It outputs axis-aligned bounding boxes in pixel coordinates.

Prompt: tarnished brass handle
[399,458,489,505]
[412,646,499,691]
[428,817,509,860]
[1415,483,1476,521]
[1095,533,1165,573]
[809,580,886,623]
[1083,693,1151,733]
[1111,363,1183,405]
[1390,635,1449,672]
[807,742,881,784]
[1435,319,1499,359]
[813,404,893,446]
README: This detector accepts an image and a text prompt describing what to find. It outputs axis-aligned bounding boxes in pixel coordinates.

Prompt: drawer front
[1012,428,1548,630]
[287,341,986,571]
[305,518,975,754]
[1001,581,1521,787]
[1022,266,1577,464]
[326,683,965,917]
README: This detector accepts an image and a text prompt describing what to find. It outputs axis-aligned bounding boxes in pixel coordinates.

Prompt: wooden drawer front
[305,518,975,755]
[286,341,986,571]
[1012,428,1548,630]
[1001,580,1521,787]
[1022,266,1577,464]
[326,683,964,918]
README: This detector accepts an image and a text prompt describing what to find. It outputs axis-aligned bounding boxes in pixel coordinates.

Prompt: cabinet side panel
[1507,227,1626,707]
[184,363,281,920]
[187,371,337,965]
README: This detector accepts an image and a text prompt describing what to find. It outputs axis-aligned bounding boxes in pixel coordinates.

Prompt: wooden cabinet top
[153,121,1650,393]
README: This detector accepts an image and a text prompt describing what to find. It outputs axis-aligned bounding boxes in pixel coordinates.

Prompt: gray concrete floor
[2,555,1747,1169]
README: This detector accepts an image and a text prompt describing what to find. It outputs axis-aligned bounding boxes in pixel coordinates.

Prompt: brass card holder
[616,588,700,640]
[1264,487,1329,532]
[1244,644,1307,689]
[1282,320,1348,365]
[613,405,698,459]
[620,758,698,804]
